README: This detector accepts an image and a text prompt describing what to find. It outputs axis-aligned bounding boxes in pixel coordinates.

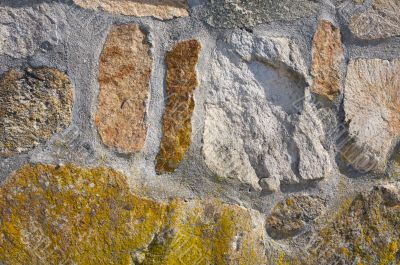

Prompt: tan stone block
[73,0,189,20]
[344,58,400,172]
[95,24,151,153]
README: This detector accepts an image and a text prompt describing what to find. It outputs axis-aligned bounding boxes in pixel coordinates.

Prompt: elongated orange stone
[156,40,201,173]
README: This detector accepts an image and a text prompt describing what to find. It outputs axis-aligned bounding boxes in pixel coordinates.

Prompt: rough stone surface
[266,195,325,239]
[203,32,332,191]
[349,0,400,40]
[73,0,189,20]
[2,1,400,263]
[95,24,151,154]
[0,68,73,157]
[344,59,400,173]
[0,4,60,58]
[155,40,201,173]
[311,20,344,101]
[0,164,267,265]
[204,0,319,29]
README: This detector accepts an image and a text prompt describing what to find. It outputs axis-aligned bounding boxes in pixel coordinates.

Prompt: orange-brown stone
[95,24,151,153]
[311,20,344,101]
[155,40,201,173]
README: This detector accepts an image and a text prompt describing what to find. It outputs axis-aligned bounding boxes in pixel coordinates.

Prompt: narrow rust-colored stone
[95,24,151,154]
[155,40,201,173]
[311,20,344,100]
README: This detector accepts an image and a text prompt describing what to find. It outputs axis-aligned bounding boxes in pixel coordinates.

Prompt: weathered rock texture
[204,0,319,28]
[0,68,73,157]
[95,24,151,154]
[155,40,201,173]
[0,4,60,58]
[344,59,400,173]
[203,32,332,191]
[349,0,400,40]
[311,20,344,100]
[266,195,325,239]
[0,164,266,265]
[2,1,400,264]
[73,0,189,20]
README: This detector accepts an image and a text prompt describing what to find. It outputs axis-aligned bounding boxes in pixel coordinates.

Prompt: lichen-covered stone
[0,4,60,58]
[204,0,319,29]
[95,24,151,154]
[344,58,400,173]
[306,184,400,265]
[0,164,267,265]
[72,0,189,20]
[311,20,344,101]
[266,195,325,239]
[0,68,73,157]
[349,0,400,40]
[203,32,332,191]
[155,40,201,173]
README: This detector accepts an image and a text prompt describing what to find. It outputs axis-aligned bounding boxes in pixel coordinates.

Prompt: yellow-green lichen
[0,164,166,264]
[0,164,267,265]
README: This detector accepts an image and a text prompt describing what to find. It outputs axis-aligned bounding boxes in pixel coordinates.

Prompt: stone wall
[0,0,399,264]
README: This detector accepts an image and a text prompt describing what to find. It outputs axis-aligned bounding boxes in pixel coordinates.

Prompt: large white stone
[203,31,332,191]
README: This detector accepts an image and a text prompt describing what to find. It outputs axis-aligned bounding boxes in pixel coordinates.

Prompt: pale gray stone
[0,4,60,58]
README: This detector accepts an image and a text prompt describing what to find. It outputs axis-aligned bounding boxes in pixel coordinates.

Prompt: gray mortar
[1,0,400,253]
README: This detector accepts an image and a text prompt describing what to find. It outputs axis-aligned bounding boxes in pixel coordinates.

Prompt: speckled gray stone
[203,0,319,28]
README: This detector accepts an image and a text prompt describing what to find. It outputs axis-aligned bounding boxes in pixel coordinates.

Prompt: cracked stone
[349,0,400,40]
[72,0,189,20]
[155,39,201,173]
[0,67,73,157]
[95,24,151,154]
[307,184,400,264]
